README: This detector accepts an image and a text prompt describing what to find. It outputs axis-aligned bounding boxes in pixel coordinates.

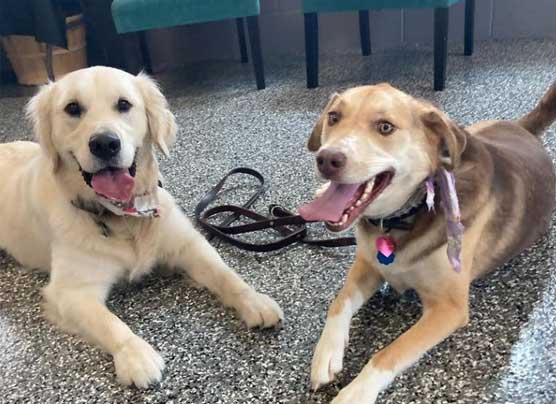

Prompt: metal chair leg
[138,31,153,73]
[246,16,265,90]
[45,44,55,81]
[304,12,319,88]
[359,10,371,56]
[434,7,449,91]
[464,0,475,56]
[236,18,248,63]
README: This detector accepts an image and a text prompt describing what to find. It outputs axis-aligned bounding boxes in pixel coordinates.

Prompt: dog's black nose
[316,149,346,179]
[89,132,121,161]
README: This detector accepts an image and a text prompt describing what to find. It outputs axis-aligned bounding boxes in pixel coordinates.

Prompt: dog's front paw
[311,323,348,390]
[331,381,379,404]
[114,336,165,388]
[235,290,284,328]
[331,367,393,404]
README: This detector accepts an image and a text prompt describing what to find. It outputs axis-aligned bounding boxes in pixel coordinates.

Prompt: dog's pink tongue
[299,182,361,222]
[91,169,135,202]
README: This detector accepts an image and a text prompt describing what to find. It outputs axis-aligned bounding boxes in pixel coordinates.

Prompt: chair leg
[304,12,319,89]
[45,45,55,81]
[138,31,153,73]
[358,10,371,56]
[236,18,249,63]
[0,48,16,84]
[433,7,449,91]
[246,15,265,90]
[464,0,475,56]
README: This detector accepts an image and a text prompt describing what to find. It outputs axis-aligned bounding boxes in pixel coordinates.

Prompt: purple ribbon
[425,169,464,273]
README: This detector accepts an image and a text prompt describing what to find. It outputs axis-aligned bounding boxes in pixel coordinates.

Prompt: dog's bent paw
[330,383,379,404]
[310,323,347,390]
[235,290,284,329]
[331,367,394,404]
[113,336,165,388]
[331,382,379,404]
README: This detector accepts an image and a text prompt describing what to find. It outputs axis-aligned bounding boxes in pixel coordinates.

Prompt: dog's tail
[518,82,556,136]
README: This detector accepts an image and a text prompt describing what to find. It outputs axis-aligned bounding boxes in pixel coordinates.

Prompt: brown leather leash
[194,168,356,252]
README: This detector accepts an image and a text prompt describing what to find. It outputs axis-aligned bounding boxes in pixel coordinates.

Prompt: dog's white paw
[331,366,394,404]
[235,290,284,328]
[113,336,165,388]
[315,181,331,198]
[311,322,348,390]
[331,381,379,404]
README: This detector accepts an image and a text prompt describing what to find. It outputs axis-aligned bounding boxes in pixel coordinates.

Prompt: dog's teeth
[365,180,375,192]
[348,206,354,212]
[341,214,348,222]
[355,200,362,207]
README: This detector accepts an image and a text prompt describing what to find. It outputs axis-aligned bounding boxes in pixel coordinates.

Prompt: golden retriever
[0,66,283,388]
[300,83,556,403]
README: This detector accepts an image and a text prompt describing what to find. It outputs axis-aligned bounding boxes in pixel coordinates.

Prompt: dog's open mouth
[299,171,394,232]
[82,161,137,204]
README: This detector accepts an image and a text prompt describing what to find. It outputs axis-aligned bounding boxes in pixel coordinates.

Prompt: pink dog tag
[376,236,397,265]
[376,236,396,257]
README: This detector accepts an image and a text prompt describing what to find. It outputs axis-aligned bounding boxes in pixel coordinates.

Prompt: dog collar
[369,168,463,272]
[95,192,160,218]
[366,187,427,232]
[71,190,160,238]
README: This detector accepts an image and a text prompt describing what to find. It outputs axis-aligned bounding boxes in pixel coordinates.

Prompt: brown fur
[308,93,339,152]
[327,251,383,317]
[309,82,556,402]
[518,81,556,135]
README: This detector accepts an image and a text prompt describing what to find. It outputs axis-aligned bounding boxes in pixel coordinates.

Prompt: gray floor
[0,39,555,404]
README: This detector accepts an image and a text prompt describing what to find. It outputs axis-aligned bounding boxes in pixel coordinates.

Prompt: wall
[119,1,556,71]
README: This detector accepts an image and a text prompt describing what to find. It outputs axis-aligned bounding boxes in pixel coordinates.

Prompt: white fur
[1,67,283,388]
[311,290,365,389]
[321,128,430,218]
[331,365,394,404]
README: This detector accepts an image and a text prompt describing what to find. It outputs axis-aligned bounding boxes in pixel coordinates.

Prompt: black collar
[366,196,427,232]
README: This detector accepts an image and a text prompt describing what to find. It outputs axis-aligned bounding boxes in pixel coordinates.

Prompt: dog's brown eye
[64,101,82,117]
[328,111,341,126]
[116,98,132,113]
[377,121,395,135]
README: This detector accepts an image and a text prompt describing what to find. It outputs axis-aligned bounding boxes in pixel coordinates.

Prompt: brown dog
[300,83,556,403]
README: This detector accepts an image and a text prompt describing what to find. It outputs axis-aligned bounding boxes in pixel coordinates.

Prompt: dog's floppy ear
[26,82,60,171]
[136,72,177,157]
[308,93,339,152]
[420,108,467,170]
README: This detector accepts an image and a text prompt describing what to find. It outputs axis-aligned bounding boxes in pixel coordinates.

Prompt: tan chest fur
[355,224,451,294]
[354,195,495,296]
[50,204,162,279]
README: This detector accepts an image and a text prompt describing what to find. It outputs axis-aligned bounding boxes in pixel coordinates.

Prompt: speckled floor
[0,39,555,404]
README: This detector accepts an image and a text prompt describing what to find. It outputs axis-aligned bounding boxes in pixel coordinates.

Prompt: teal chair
[111,0,265,89]
[303,0,475,90]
